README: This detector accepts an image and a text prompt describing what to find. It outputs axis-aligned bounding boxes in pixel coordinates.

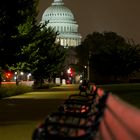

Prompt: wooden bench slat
[103,108,135,140]
[99,119,114,140]
[106,94,140,138]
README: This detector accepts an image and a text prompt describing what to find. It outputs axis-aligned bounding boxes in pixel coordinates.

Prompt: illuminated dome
[41,0,82,47]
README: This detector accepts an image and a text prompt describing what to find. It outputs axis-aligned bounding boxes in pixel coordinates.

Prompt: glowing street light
[67,68,72,74]
[27,73,31,81]
[20,72,24,75]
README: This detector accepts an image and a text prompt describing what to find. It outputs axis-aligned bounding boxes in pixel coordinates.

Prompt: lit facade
[41,0,82,47]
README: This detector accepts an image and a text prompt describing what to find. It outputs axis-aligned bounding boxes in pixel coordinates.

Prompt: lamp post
[87,51,91,81]
[87,60,90,81]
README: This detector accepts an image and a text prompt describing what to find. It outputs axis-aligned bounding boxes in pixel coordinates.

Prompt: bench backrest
[96,93,140,140]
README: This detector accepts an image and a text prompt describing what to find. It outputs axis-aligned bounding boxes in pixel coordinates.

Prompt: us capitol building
[41,0,82,47]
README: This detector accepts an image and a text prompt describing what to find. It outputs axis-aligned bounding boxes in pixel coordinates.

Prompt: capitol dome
[41,0,82,47]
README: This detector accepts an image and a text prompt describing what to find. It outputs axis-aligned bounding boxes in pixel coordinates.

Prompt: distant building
[41,0,82,47]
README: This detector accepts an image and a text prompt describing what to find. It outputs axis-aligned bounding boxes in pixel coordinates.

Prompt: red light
[81,109,86,113]
[5,72,12,79]
[7,73,10,76]
[6,73,10,78]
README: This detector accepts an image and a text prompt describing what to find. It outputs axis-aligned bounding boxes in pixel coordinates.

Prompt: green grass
[97,83,140,108]
[0,83,140,109]
[0,83,58,99]
[0,84,33,99]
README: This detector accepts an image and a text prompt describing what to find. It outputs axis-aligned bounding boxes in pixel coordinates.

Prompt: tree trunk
[16,75,19,86]
[0,75,2,87]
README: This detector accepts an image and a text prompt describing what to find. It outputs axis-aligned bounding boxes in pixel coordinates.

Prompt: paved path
[0,84,79,140]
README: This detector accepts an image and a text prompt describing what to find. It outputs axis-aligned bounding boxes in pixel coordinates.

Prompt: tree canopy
[0,0,39,67]
[76,31,140,83]
[19,24,66,86]
[0,0,66,86]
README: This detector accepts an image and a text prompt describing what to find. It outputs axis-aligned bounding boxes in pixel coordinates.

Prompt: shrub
[0,84,33,99]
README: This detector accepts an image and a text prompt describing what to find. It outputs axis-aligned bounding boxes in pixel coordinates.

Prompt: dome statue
[41,0,82,47]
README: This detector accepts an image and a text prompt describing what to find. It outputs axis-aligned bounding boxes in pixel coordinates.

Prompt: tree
[1,0,66,87]
[76,31,140,83]
[18,24,66,87]
[75,32,105,79]
[0,0,39,65]
[0,0,39,84]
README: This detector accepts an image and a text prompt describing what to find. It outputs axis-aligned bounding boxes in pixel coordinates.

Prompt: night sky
[38,0,140,44]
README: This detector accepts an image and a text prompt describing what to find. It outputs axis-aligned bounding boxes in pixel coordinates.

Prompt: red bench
[95,93,140,140]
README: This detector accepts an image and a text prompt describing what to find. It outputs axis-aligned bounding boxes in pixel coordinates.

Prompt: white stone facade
[41,0,82,47]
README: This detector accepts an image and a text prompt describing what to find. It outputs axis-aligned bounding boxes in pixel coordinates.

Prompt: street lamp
[20,72,24,75]
[67,68,72,74]
[27,73,31,81]
[87,60,90,80]
[87,51,91,81]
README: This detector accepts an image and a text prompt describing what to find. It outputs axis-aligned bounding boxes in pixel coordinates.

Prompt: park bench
[57,85,140,140]
[95,92,140,140]
[58,94,95,114]
[32,85,108,140]
[32,83,140,140]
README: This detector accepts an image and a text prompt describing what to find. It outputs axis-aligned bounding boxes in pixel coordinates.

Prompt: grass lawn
[97,83,140,109]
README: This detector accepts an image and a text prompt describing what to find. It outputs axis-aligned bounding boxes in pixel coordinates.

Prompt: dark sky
[38,0,140,43]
